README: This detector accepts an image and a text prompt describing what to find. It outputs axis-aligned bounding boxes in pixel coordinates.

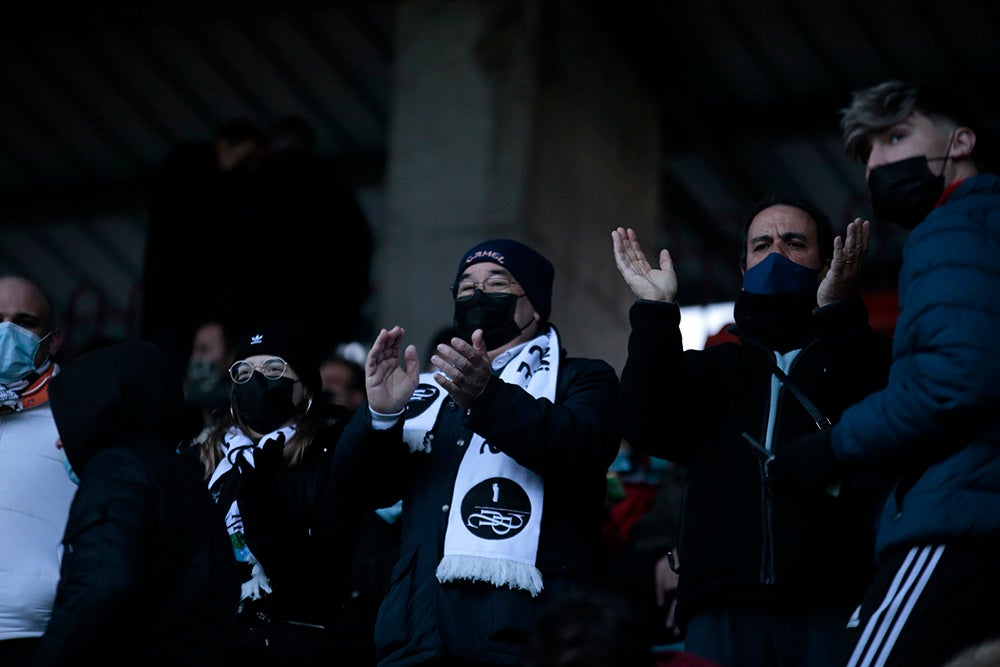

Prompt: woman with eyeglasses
[190,322,385,666]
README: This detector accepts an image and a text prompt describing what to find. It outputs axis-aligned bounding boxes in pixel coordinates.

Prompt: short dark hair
[738,195,834,270]
[523,591,654,667]
[215,117,264,146]
[321,355,365,394]
[840,79,998,171]
[267,115,316,152]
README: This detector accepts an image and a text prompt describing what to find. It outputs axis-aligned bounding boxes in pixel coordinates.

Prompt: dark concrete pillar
[377,0,658,372]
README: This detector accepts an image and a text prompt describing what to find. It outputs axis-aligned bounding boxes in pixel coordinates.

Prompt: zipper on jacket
[744,431,775,585]
[738,337,820,587]
[759,346,815,585]
[758,458,775,585]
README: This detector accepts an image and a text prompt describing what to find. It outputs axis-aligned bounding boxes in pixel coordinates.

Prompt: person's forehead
[876,111,943,140]
[0,278,48,321]
[459,262,510,279]
[321,360,349,375]
[321,364,351,384]
[748,205,815,238]
[240,353,300,376]
[194,324,226,349]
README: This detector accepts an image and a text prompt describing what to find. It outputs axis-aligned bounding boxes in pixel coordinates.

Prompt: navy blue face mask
[742,252,820,296]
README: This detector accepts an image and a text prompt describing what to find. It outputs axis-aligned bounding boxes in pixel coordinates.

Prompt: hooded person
[34,340,240,667]
[341,238,621,666]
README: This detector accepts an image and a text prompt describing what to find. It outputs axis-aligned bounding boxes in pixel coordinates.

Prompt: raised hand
[611,226,678,302]
[365,326,419,414]
[430,329,493,408]
[817,218,870,307]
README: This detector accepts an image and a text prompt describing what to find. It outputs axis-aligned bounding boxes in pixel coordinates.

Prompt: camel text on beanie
[454,239,554,321]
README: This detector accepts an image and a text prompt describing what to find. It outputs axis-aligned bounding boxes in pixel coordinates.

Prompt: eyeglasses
[451,276,521,299]
[229,357,288,384]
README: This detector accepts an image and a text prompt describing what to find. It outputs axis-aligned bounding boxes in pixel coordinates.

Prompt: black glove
[767,429,843,489]
[235,433,286,543]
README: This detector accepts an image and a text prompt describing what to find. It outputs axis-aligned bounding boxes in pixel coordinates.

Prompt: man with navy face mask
[770,81,1000,667]
[611,198,892,667]
[0,275,75,666]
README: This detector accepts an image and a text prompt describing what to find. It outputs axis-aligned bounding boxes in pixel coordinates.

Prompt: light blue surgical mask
[742,253,820,296]
[61,453,80,486]
[0,322,50,385]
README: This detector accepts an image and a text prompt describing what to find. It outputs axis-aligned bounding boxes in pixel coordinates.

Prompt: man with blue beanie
[340,238,621,666]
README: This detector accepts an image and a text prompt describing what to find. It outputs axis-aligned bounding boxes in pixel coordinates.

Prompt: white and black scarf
[402,328,560,597]
[209,425,295,605]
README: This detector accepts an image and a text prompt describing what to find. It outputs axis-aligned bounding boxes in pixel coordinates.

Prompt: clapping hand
[365,326,420,415]
[817,218,870,307]
[611,227,678,302]
[430,329,493,408]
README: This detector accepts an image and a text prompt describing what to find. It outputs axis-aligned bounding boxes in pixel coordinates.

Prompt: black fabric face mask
[232,373,298,434]
[868,155,947,230]
[453,290,525,350]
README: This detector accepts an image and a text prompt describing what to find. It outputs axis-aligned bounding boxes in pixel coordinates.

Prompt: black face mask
[232,374,298,434]
[453,290,526,350]
[868,155,949,230]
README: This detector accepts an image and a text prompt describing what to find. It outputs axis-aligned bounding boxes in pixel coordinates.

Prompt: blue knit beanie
[454,239,554,321]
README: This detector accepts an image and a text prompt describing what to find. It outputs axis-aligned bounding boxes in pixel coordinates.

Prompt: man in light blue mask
[0,275,75,666]
[611,197,892,667]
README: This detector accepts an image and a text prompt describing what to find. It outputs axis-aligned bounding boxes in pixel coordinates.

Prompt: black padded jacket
[36,341,241,667]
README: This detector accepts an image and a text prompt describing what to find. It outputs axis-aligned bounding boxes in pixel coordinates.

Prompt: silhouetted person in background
[141,113,374,376]
[140,117,263,373]
[524,591,655,667]
[184,319,236,438]
[217,115,375,348]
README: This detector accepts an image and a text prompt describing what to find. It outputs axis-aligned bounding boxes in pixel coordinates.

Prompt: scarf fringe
[435,555,543,597]
[240,557,273,603]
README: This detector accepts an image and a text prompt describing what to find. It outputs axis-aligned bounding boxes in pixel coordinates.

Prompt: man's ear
[45,328,63,356]
[951,126,977,159]
[35,328,63,368]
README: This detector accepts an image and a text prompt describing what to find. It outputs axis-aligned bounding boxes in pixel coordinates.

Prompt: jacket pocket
[374,546,417,656]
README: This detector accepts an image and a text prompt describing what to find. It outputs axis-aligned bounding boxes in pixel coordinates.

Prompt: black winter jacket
[620,293,891,626]
[206,404,395,631]
[36,341,241,667]
[339,338,620,667]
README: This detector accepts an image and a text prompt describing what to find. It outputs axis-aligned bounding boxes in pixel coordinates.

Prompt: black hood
[49,340,187,476]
